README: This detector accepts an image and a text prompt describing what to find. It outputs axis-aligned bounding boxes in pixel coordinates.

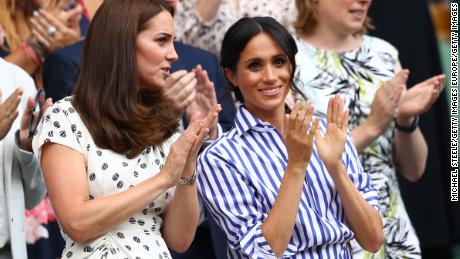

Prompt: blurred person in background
[174,0,296,55]
[0,0,82,86]
[0,57,52,259]
[292,0,445,258]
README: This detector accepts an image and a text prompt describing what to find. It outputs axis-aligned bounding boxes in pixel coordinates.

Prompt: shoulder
[362,35,398,57]
[199,130,237,161]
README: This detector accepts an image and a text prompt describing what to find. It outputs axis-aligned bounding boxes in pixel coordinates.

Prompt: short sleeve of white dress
[32,97,84,161]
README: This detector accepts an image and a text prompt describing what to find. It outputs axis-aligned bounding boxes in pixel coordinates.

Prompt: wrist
[286,162,308,176]
[362,119,382,140]
[394,115,419,133]
[16,130,32,152]
[325,163,346,178]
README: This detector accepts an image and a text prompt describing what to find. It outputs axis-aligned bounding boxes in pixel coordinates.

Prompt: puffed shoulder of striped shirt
[196,105,380,259]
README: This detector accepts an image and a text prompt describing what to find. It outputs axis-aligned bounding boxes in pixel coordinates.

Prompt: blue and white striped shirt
[197,106,380,259]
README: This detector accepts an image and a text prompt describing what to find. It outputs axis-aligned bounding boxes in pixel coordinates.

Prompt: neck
[300,24,361,52]
[82,0,103,20]
[247,105,286,135]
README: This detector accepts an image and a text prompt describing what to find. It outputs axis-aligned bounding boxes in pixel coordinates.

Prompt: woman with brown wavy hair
[32,0,220,257]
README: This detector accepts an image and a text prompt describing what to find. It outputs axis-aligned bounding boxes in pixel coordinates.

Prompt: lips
[259,86,282,96]
[161,67,171,76]
[349,9,366,18]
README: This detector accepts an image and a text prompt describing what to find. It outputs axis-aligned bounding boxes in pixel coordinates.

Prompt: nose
[263,66,277,84]
[166,46,178,62]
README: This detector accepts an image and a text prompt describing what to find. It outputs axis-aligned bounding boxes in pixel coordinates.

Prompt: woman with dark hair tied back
[197,16,383,258]
[31,0,220,258]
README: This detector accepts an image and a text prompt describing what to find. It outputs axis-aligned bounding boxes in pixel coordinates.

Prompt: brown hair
[73,0,180,158]
[294,0,373,36]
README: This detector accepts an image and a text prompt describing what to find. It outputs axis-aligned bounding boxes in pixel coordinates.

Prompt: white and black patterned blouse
[32,97,179,259]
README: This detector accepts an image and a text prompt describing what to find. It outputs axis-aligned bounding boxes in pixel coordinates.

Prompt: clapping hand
[186,65,222,139]
[164,70,197,111]
[284,101,319,173]
[315,95,349,173]
[30,4,82,53]
[397,74,445,122]
[0,88,22,141]
[161,119,209,187]
[366,69,408,134]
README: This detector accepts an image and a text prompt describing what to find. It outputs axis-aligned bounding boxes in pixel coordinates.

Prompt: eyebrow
[243,53,287,64]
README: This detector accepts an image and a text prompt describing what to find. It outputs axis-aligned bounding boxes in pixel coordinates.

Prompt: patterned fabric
[32,97,179,259]
[294,35,421,258]
[197,105,380,259]
[174,0,296,55]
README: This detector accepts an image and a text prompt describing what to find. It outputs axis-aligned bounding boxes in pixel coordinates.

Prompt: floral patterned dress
[174,0,296,55]
[32,97,178,259]
[294,35,421,259]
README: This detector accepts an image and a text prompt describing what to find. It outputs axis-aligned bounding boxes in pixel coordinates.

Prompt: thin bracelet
[394,115,419,133]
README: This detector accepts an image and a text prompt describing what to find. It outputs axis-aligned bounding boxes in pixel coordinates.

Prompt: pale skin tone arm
[263,96,383,257]
[262,101,318,257]
[40,116,213,250]
[350,69,407,152]
[316,96,383,253]
[392,63,445,181]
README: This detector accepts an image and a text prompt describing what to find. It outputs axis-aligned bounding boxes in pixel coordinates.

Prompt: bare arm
[41,119,209,244]
[41,143,173,243]
[162,112,217,253]
[393,72,444,181]
[317,96,383,252]
[262,102,318,257]
[350,70,408,152]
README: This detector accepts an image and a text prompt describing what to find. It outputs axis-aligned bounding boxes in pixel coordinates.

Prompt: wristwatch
[394,115,419,133]
[178,170,197,185]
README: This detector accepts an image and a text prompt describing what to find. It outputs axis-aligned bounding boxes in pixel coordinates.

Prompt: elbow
[168,238,194,254]
[404,161,426,182]
[61,220,93,244]
[362,231,384,253]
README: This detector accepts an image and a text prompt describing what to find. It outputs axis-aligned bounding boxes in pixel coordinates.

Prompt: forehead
[141,10,175,33]
[240,33,285,59]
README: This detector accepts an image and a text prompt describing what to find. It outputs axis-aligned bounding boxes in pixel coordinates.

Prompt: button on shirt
[197,106,380,259]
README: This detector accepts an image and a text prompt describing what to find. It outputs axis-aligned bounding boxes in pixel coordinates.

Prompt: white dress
[32,97,179,259]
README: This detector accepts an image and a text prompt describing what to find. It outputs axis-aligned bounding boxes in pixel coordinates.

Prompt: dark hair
[73,0,180,158]
[220,16,305,103]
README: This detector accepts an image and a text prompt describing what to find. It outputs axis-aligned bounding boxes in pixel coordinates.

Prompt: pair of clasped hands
[160,65,222,185]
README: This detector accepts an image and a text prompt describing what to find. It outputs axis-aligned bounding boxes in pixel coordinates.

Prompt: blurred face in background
[136,10,178,90]
[316,0,371,35]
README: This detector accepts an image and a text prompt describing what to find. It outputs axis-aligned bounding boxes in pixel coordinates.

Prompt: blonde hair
[0,0,33,52]
[294,0,373,36]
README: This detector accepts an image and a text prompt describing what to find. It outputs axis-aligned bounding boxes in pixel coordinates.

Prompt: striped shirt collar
[235,105,277,135]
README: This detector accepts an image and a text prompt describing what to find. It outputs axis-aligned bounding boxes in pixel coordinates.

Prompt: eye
[156,37,168,45]
[273,57,287,66]
[247,61,261,71]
